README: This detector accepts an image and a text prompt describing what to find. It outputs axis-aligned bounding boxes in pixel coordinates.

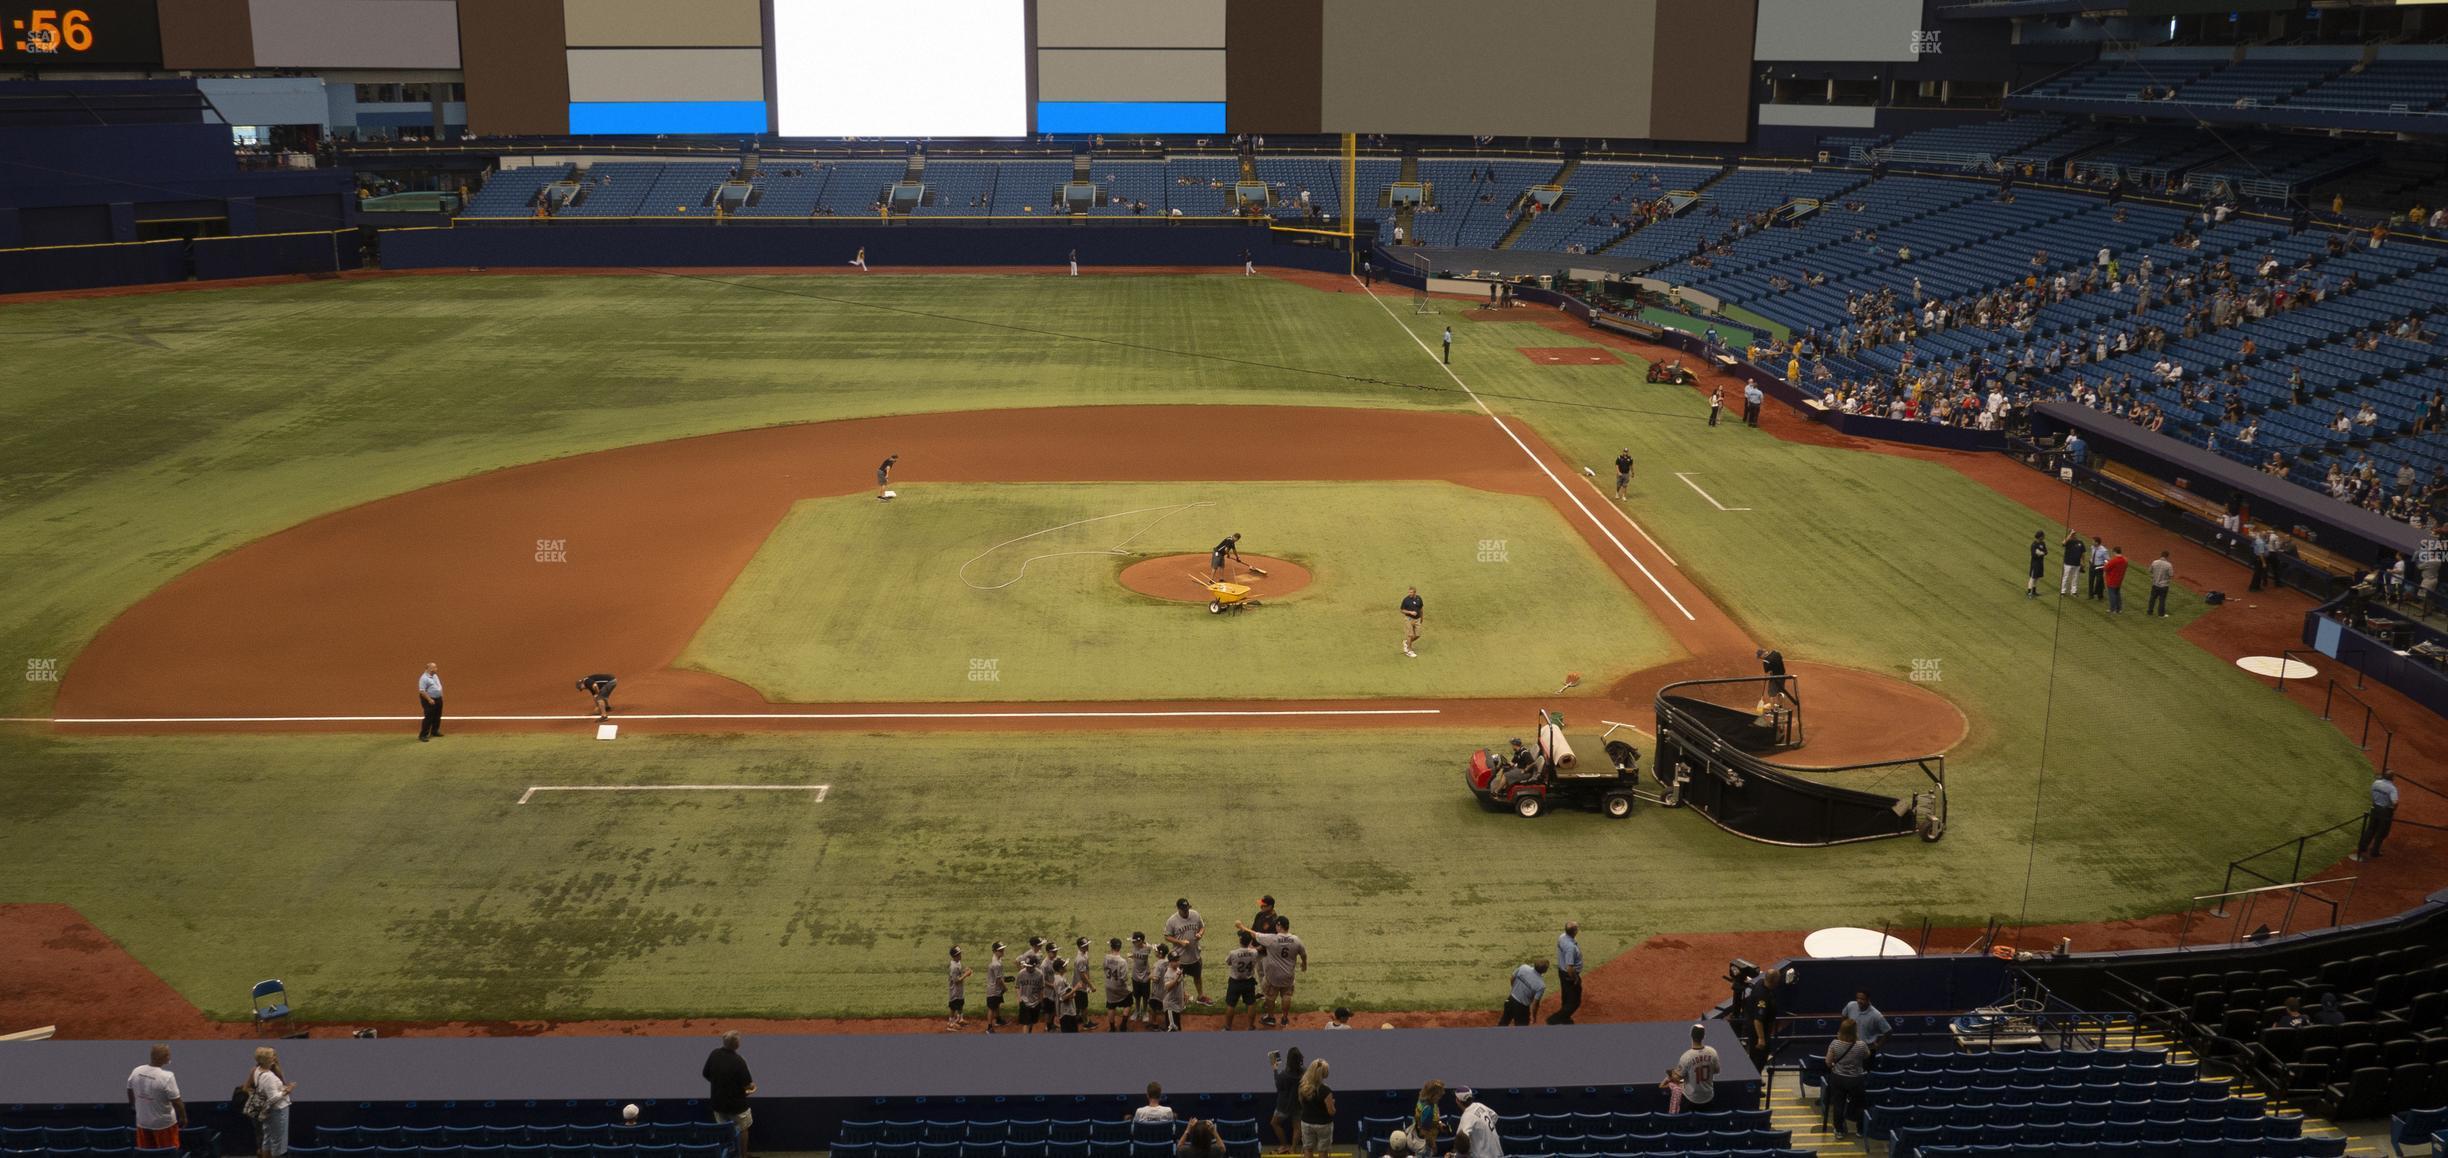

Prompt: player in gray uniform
[1015,954,1045,1033]
[1070,937,1096,1030]
[1046,959,1076,1033]
[946,945,972,1032]
[1164,899,1212,1006]
[1157,947,1187,1032]
[1236,915,1309,1027]
[983,942,1008,1033]
[1128,932,1154,1027]
[1103,938,1133,1031]
[1222,930,1262,1030]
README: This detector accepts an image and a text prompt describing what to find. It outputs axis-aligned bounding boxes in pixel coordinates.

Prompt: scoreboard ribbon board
[3,0,160,66]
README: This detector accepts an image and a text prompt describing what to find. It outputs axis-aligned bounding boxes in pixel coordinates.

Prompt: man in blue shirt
[2353,771,2399,861]
[2064,432,2087,468]
[1499,960,1547,1026]
[1546,923,1583,1025]
[416,662,444,742]
[1840,991,1891,1048]
[1742,382,1764,427]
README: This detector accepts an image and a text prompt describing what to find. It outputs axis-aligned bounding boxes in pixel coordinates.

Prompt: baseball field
[0,269,2380,1028]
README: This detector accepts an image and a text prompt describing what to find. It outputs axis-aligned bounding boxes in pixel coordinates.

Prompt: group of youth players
[943,898,1308,1033]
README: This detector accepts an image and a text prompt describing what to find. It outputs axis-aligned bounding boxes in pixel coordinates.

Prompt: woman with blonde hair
[246,1046,297,1157]
[1406,1080,1445,1154]
[1295,1059,1334,1158]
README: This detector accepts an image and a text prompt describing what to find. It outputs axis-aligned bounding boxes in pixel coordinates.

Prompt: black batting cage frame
[1653,676,1948,846]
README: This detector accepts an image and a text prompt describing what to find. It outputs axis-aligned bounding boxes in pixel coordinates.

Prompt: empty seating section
[1352,158,1402,223]
[2150,945,2448,1119]
[1881,115,2074,165]
[1508,162,1716,254]
[1856,1046,2337,1158]
[913,161,995,215]
[2018,51,2448,120]
[1252,156,1338,219]
[2293,62,2448,113]
[1165,155,1240,216]
[736,164,826,217]
[991,160,1074,215]
[830,1115,1260,1158]
[632,164,731,217]
[1607,168,1863,266]
[463,166,571,216]
[1654,175,1982,297]
[1411,159,1558,248]
[812,161,908,215]
[2024,59,2221,103]
[1086,161,1165,215]
[558,163,664,218]
[1361,1107,1798,1158]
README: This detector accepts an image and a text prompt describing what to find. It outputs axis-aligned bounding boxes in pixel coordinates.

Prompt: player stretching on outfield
[576,673,617,720]
[1129,931,1155,1027]
[1211,533,1245,580]
[850,246,868,272]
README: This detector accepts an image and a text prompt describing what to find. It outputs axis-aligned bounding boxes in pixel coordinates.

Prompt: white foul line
[1673,472,1751,512]
[4,708,1443,726]
[1360,281,1694,619]
[519,784,830,805]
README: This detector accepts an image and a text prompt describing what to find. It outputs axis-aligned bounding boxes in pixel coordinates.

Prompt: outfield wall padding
[0,239,186,294]
[381,222,1338,271]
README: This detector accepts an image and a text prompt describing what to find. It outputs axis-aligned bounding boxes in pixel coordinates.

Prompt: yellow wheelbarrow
[1185,572,1261,614]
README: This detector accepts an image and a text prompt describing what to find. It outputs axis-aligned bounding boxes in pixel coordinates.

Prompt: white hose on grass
[959,502,1214,591]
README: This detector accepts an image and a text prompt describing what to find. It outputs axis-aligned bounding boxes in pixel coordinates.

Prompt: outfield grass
[0,274,2382,1022]
[680,482,1677,701]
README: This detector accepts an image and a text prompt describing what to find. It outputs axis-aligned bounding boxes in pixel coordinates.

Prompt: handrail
[2215,813,2365,894]
[2180,874,2357,947]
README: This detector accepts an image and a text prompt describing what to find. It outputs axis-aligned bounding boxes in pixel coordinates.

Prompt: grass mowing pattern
[0,274,2378,1021]
[679,482,1677,702]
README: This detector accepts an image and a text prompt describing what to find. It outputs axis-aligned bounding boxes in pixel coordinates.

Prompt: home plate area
[1517,347,1621,365]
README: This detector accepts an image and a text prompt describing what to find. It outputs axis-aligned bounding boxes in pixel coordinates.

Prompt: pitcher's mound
[1120,554,1311,603]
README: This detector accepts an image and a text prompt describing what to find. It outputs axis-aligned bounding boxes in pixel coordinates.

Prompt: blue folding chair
[250,979,293,1025]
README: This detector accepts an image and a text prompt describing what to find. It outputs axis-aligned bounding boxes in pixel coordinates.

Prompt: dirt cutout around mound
[1118,554,1311,603]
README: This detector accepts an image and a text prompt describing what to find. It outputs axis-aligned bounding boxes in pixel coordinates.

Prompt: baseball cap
[1028,936,1043,947]
[1453,1088,1475,1105]
[1109,937,1123,949]
[991,941,1005,952]
[1076,936,1090,949]
[950,945,962,957]
[1132,931,1146,942]
[1176,898,1191,908]
[1259,895,1275,906]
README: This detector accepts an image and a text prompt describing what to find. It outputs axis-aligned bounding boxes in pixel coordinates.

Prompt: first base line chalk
[518,784,831,805]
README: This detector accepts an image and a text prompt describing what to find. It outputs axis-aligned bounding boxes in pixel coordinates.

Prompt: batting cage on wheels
[1653,676,1947,846]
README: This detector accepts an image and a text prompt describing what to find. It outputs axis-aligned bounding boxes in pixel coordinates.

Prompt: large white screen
[774,0,1026,137]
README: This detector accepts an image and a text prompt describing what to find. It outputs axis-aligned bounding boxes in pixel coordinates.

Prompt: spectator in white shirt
[1451,1089,1503,1158]
[127,1044,186,1152]
[250,1046,297,1158]
[1134,1082,1178,1123]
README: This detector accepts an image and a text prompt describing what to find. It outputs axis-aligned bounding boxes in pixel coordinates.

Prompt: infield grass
[679,482,1678,702]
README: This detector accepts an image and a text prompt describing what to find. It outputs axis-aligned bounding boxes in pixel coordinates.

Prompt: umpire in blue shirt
[1546,922,1583,1025]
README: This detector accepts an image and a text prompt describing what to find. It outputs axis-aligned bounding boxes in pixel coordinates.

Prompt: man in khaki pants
[1401,587,1424,658]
